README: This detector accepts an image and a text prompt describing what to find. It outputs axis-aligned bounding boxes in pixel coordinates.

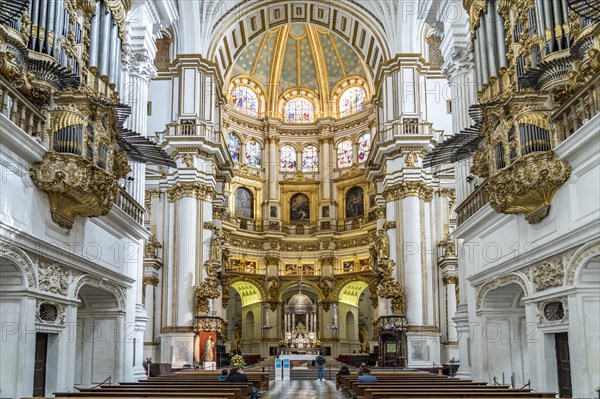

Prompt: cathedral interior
[0,0,598,398]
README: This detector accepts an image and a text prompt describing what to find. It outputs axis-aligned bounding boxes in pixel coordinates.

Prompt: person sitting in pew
[218,369,229,381]
[357,362,367,376]
[227,367,258,399]
[356,368,378,383]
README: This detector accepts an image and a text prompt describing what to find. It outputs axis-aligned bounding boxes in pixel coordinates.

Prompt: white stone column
[269,137,278,199]
[176,195,198,326]
[443,276,459,342]
[403,195,424,326]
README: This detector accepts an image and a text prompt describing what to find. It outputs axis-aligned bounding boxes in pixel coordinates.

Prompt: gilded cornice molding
[167,182,215,202]
[383,181,434,201]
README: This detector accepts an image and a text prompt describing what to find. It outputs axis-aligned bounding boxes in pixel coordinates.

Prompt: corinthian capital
[124,49,158,80]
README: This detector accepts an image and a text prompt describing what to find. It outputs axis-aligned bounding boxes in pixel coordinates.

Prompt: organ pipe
[484,1,498,78]
[45,0,56,55]
[495,8,507,69]
[88,1,101,70]
[30,0,40,50]
[98,2,111,78]
[108,22,119,84]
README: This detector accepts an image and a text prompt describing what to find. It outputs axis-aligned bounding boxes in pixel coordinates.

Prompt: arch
[476,274,530,310]
[279,279,321,301]
[338,85,367,117]
[72,275,126,310]
[280,144,297,171]
[301,145,318,172]
[245,139,262,168]
[235,187,254,219]
[337,139,353,168]
[227,75,267,117]
[331,76,371,114]
[480,282,525,310]
[338,281,369,306]
[283,97,315,123]
[345,186,365,218]
[228,132,242,162]
[577,255,600,285]
[566,240,600,285]
[245,310,255,340]
[290,193,310,222]
[0,242,38,288]
[230,85,260,117]
[208,1,390,80]
[229,277,266,306]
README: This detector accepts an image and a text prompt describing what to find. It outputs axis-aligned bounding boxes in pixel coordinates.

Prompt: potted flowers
[313,340,322,348]
[278,340,287,349]
[230,354,246,368]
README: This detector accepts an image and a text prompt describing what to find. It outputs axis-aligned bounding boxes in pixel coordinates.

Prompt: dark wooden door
[555,332,572,398]
[33,333,48,397]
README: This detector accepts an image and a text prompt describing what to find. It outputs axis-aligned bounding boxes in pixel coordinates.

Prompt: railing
[375,122,438,144]
[113,187,145,224]
[225,262,266,275]
[455,180,489,226]
[0,77,47,143]
[159,123,221,143]
[552,73,600,144]
[224,217,375,235]
[278,264,322,276]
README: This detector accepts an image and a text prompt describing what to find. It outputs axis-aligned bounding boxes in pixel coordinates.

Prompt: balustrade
[455,180,489,226]
[553,74,600,144]
[0,78,46,142]
[113,186,145,224]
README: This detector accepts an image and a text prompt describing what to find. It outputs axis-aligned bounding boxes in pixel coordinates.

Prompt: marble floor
[261,380,345,399]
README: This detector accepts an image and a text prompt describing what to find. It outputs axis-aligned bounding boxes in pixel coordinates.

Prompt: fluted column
[123,50,157,134]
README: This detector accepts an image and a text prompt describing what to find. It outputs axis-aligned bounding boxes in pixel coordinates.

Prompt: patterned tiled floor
[261,380,345,399]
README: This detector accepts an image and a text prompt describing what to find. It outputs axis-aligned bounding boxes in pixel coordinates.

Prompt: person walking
[315,353,326,380]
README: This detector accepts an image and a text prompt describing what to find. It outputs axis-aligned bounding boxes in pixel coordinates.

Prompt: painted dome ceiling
[229,24,369,101]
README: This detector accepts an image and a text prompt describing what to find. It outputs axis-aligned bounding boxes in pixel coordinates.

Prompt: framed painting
[290,193,309,222]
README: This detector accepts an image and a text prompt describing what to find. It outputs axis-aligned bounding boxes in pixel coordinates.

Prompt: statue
[369,244,378,266]
[377,230,390,260]
[210,234,222,262]
[204,336,215,362]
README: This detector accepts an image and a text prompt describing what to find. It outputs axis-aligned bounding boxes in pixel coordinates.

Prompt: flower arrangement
[278,340,287,348]
[313,340,322,348]
[230,354,246,368]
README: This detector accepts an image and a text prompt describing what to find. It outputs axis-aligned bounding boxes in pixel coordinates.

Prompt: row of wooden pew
[337,371,559,399]
[25,371,270,399]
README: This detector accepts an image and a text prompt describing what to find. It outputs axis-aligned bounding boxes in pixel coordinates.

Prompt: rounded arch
[338,281,369,306]
[208,1,390,78]
[476,274,530,310]
[279,89,319,122]
[234,186,254,219]
[331,77,370,117]
[245,310,255,340]
[280,144,298,171]
[72,275,126,310]
[290,192,310,222]
[229,276,266,305]
[301,144,319,172]
[0,242,37,288]
[357,132,372,163]
[227,76,267,117]
[279,279,321,300]
[345,311,356,340]
[227,131,242,162]
[566,240,600,285]
[336,138,354,168]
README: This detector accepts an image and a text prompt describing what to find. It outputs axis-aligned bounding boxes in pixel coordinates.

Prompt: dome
[226,23,372,119]
[288,291,313,314]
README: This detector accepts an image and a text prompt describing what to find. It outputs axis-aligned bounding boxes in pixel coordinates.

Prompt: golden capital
[383,181,434,201]
[167,182,215,202]
[442,275,459,286]
[143,276,159,287]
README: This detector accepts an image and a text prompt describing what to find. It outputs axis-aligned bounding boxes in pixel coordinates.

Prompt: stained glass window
[337,139,353,168]
[231,86,259,116]
[246,139,262,168]
[358,132,371,162]
[280,145,297,171]
[285,98,314,123]
[340,87,366,117]
[302,145,318,172]
[228,133,241,162]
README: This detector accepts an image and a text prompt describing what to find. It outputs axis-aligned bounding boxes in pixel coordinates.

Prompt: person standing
[315,354,326,380]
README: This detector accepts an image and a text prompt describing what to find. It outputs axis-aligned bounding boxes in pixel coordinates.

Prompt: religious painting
[322,206,329,218]
[358,258,371,271]
[290,193,309,222]
[235,187,253,219]
[270,206,277,217]
[284,262,315,276]
[343,260,354,273]
[199,331,217,364]
[229,258,257,273]
[346,187,364,218]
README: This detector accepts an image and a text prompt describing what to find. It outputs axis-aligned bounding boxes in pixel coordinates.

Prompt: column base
[161,333,196,369]
[405,331,441,368]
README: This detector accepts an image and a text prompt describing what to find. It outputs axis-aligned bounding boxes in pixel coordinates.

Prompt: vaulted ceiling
[230,23,368,101]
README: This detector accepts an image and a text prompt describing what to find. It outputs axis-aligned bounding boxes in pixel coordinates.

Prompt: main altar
[282,280,319,350]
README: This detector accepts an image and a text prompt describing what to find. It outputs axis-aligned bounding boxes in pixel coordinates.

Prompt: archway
[227,281,263,354]
[337,280,372,354]
[479,282,529,386]
[74,285,123,387]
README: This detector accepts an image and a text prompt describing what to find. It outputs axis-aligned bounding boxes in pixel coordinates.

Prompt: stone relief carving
[37,262,70,296]
[532,258,564,291]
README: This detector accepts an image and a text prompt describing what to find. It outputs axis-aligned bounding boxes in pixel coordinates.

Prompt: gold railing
[552,73,600,145]
[279,264,322,276]
[333,260,373,274]
[113,187,145,224]
[0,77,47,143]
[225,262,265,275]
[455,180,489,226]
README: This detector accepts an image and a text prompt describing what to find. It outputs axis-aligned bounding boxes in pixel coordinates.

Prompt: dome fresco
[228,23,368,103]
